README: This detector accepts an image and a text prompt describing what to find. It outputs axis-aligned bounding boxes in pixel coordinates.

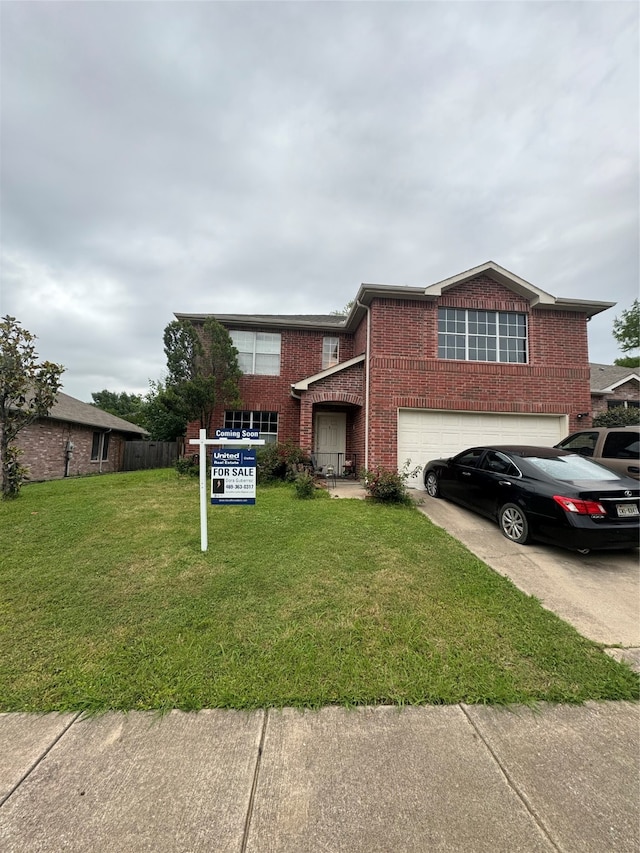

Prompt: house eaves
[292,354,365,392]
[175,312,347,332]
[44,392,149,435]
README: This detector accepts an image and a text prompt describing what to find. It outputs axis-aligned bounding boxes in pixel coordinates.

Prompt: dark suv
[555,426,640,480]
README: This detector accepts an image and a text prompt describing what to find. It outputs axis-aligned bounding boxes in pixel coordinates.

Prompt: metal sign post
[188,428,265,552]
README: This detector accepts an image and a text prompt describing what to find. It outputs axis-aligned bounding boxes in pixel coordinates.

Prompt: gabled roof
[44,391,149,434]
[590,363,640,395]
[291,354,365,392]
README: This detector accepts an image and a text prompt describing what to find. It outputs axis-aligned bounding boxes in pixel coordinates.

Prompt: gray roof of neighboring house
[590,363,640,394]
[176,312,347,331]
[45,391,149,434]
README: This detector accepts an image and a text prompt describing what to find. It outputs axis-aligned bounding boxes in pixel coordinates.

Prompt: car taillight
[553,496,606,516]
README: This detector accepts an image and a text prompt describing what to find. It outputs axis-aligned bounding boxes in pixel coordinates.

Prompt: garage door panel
[398,410,567,488]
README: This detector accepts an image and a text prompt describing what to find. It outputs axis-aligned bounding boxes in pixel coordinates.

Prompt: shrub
[293,472,317,499]
[361,460,422,504]
[175,455,201,477]
[593,408,640,428]
[257,441,310,483]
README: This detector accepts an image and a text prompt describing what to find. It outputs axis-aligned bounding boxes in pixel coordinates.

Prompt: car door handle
[629,466,639,474]
[462,471,471,477]
[498,480,511,486]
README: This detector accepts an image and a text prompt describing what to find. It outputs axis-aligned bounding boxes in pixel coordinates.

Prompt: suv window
[602,430,640,459]
[558,431,597,456]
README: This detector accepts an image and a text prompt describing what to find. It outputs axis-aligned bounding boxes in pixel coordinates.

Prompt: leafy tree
[90,389,146,426]
[612,299,639,353]
[162,318,242,433]
[613,356,640,369]
[0,316,64,498]
[141,380,190,442]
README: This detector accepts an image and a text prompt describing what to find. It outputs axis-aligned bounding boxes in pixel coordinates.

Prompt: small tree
[0,316,64,498]
[163,318,242,434]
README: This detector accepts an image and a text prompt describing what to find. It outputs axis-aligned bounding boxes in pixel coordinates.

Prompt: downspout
[356,299,371,470]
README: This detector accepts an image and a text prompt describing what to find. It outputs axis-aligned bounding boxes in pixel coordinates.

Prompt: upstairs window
[230,330,281,375]
[224,410,278,444]
[322,337,340,369]
[438,308,527,363]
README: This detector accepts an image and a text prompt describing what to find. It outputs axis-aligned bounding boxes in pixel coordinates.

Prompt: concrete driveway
[413,490,640,669]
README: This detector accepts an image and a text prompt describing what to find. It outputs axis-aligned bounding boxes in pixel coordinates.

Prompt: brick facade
[16,419,126,482]
[181,264,613,472]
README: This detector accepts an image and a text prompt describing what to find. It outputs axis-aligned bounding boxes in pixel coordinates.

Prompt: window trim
[91,431,110,462]
[438,308,528,364]
[224,410,278,443]
[322,336,340,370]
[230,330,281,376]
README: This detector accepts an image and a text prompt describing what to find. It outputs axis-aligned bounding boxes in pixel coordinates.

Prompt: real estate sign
[211,448,257,505]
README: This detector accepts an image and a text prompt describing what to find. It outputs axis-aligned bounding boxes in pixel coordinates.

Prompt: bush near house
[593,408,640,428]
[257,440,310,483]
[362,461,422,504]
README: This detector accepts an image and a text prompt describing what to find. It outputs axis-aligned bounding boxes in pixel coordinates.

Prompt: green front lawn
[1,469,637,712]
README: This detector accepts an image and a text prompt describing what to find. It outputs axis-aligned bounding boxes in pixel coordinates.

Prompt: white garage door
[397,409,567,488]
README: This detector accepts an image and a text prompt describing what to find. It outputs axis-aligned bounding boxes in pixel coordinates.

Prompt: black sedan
[423,445,640,553]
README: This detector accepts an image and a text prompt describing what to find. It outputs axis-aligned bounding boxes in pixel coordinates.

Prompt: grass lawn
[1,469,638,712]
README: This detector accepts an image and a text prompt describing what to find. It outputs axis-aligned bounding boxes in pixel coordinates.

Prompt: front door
[315,412,346,472]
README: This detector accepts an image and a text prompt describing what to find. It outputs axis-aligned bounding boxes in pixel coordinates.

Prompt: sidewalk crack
[240,709,268,853]
[0,711,83,808]
[459,704,564,853]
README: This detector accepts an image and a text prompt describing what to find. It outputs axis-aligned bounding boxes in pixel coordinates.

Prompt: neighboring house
[176,261,615,484]
[15,391,148,482]
[590,363,640,417]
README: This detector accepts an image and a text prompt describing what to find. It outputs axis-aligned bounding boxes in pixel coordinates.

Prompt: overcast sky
[1,1,638,402]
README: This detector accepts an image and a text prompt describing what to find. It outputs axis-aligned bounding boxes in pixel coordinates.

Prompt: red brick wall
[186,327,354,446]
[15,419,126,482]
[186,278,595,472]
[366,277,593,469]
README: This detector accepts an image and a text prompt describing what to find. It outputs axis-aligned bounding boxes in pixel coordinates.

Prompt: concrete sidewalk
[1,702,638,852]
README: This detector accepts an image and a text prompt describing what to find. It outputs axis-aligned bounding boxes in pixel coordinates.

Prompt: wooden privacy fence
[122,441,178,471]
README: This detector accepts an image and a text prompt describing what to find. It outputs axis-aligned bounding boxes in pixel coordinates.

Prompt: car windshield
[526,454,623,482]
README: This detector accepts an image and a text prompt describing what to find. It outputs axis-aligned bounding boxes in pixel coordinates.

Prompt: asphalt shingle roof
[590,363,640,394]
[45,391,148,434]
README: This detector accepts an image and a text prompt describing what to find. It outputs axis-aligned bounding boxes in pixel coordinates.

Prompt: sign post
[188,428,265,552]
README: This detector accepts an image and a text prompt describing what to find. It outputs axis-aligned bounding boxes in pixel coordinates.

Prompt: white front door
[315,412,346,471]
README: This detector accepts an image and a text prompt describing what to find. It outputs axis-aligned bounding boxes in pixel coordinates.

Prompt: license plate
[616,503,639,517]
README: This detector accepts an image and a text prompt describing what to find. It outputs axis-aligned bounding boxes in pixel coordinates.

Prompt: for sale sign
[211,449,257,505]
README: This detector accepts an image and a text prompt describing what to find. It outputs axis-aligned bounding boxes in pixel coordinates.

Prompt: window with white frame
[91,432,110,461]
[322,336,340,369]
[438,308,528,363]
[224,411,278,444]
[230,330,281,375]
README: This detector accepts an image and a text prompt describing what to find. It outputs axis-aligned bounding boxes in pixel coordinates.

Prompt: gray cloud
[1,1,637,400]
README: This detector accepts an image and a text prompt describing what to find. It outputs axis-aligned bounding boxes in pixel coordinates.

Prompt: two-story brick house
[177,261,614,485]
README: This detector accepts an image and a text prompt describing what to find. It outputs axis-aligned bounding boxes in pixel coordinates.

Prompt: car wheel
[425,471,440,498]
[499,503,531,545]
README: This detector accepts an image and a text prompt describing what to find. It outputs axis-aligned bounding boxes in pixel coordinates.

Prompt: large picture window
[224,411,278,444]
[230,330,281,375]
[438,308,527,363]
